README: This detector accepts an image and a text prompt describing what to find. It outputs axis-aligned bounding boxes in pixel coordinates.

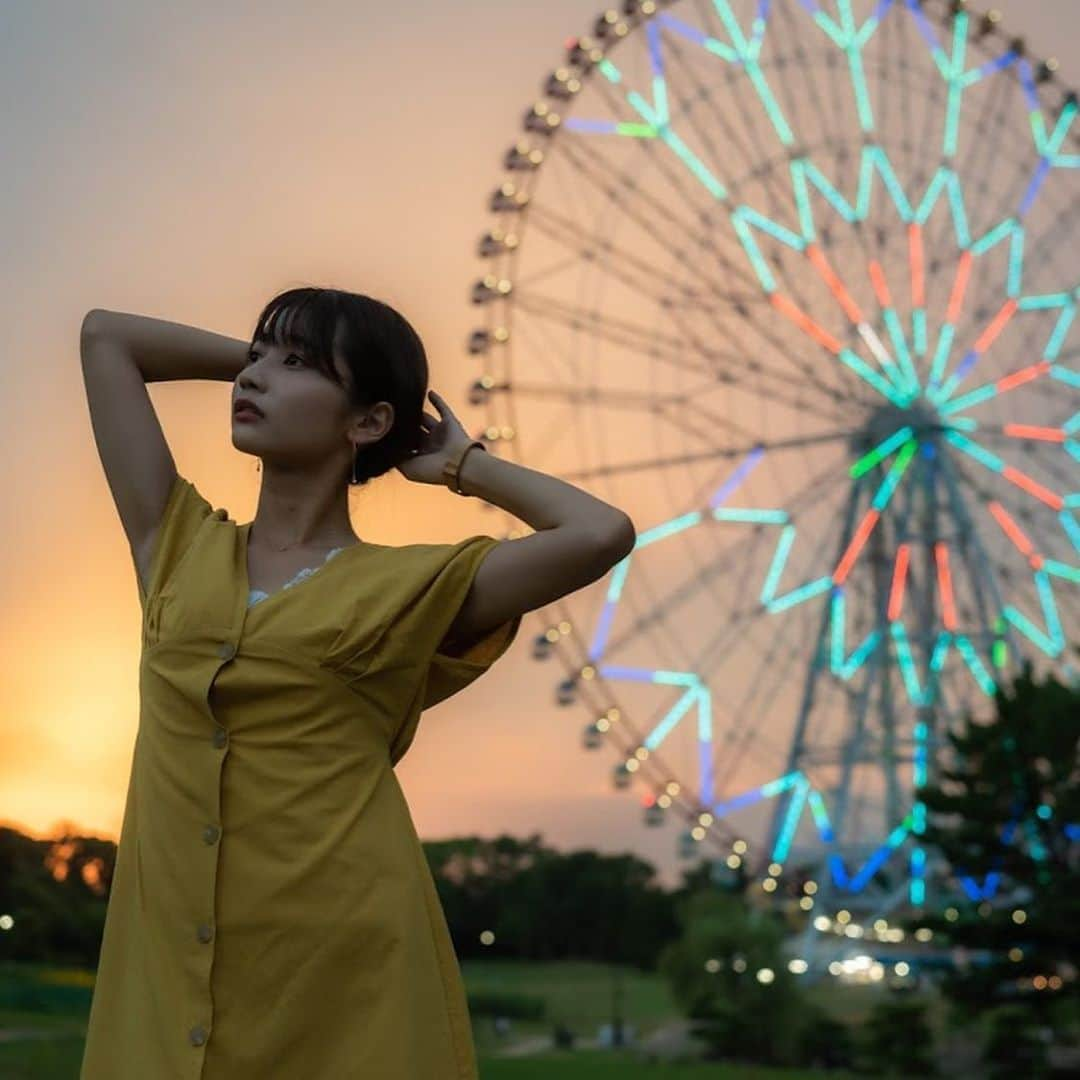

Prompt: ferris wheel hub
[853,399,942,456]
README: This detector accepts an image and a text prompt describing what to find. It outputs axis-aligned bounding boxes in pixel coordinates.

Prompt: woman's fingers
[429,390,455,416]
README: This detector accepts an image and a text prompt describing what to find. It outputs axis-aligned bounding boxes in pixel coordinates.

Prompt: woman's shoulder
[137,473,229,607]
[372,534,500,582]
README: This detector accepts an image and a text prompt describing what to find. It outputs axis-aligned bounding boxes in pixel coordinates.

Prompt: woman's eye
[246,351,303,365]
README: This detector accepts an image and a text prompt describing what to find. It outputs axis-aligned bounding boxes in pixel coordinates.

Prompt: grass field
[460,956,922,1057]
[463,957,683,1054]
[0,1039,855,1080]
[0,1037,857,1080]
[0,959,884,1078]
[480,1054,852,1078]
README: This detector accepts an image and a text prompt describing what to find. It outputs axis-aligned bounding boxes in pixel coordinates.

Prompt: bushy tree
[855,996,938,1075]
[657,887,849,1067]
[982,1003,1052,1079]
[911,661,1080,1060]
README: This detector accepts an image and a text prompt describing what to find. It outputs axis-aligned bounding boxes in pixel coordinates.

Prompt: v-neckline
[240,522,367,614]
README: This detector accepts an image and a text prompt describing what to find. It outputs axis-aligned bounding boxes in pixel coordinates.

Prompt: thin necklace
[250,523,358,554]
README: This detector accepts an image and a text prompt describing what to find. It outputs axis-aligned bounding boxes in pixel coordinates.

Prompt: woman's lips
[233,408,263,421]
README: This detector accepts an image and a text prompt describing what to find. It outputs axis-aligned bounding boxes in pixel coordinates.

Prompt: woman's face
[231,315,392,473]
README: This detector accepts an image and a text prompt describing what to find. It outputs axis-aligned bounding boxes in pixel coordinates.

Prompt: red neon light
[868,260,892,308]
[988,501,1036,556]
[888,543,911,620]
[806,245,865,324]
[946,251,973,325]
[996,360,1052,393]
[973,299,1018,354]
[988,501,1044,569]
[834,509,881,585]
[1003,424,1066,443]
[1002,467,1064,510]
[770,293,844,354]
[935,542,958,631]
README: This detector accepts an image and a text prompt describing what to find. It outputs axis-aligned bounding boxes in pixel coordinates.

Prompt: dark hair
[249,286,428,486]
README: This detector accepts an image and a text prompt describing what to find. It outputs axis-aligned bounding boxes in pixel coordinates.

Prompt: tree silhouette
[911,660,1079,1064]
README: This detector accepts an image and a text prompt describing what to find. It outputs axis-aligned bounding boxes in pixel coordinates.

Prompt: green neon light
[850,426,915,478]
[871,440,918,511]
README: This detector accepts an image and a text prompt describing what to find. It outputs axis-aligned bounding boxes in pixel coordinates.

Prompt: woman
[77,286,635,1079]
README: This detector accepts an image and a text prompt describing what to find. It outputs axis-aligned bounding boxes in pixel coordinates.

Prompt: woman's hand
[395,390,476,486]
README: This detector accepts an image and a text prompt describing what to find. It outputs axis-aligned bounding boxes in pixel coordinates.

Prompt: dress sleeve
[383,534,522,766]
[137,472,220,610]
[413,535,523,711]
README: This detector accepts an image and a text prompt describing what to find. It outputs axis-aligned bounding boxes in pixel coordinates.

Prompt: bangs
[251,288,345,386]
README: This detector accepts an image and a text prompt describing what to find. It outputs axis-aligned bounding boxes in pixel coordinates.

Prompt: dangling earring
[351,443,358,485]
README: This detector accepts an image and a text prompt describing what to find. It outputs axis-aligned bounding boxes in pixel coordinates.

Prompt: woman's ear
[353,402,395,444]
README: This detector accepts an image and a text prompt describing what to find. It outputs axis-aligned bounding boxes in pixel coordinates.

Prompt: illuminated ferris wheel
[464,0,1080,919]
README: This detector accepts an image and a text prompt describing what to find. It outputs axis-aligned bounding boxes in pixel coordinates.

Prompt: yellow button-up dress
[80,473,522,1079]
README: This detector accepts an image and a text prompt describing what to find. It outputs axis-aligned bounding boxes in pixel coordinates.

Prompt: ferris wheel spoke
[971,445,1080,517]
[711,619,824,798]
[948,450,1061,541]
[555,134,762,293]
[522,202,763,311]
[640,578,821,800]
[662,603,823,803]
[658,45,881,406]
[511,289,704,355]
[961,424,1076,451]
[708,484,877,800]
[575,73,877,407]
[947,455,1080,647]
[511,287,862,424]
[762,13,926,406]
[511,267,856,420]
[919,82,1074,403]
[934,337,1077,424]
[1021,191,1080,279]
[790,9,1024,405]
[606,458,851,667]
[608,581,840,805]
[923,54,1025,263]
[940,422,1070,518]
[979,470,1080,569]
[934,449,1030,664]
[520,203,867,420]
[506,372,859,453]
[549,425,853,486]
[743,16,938,406]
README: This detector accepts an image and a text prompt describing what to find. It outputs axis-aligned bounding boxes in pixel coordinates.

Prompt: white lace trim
[247,546,347,607]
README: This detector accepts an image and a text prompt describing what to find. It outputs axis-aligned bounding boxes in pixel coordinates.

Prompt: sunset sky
[3,0,1078,891]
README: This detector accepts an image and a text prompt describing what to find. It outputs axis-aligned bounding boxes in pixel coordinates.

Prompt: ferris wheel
[464,0,1080,920]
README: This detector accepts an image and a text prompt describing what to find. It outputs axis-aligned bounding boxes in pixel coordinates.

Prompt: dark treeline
[0,825,712,972]
[423,833,683,967]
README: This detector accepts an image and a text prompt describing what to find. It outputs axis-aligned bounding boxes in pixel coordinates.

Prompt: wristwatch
[442,440,487,495]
